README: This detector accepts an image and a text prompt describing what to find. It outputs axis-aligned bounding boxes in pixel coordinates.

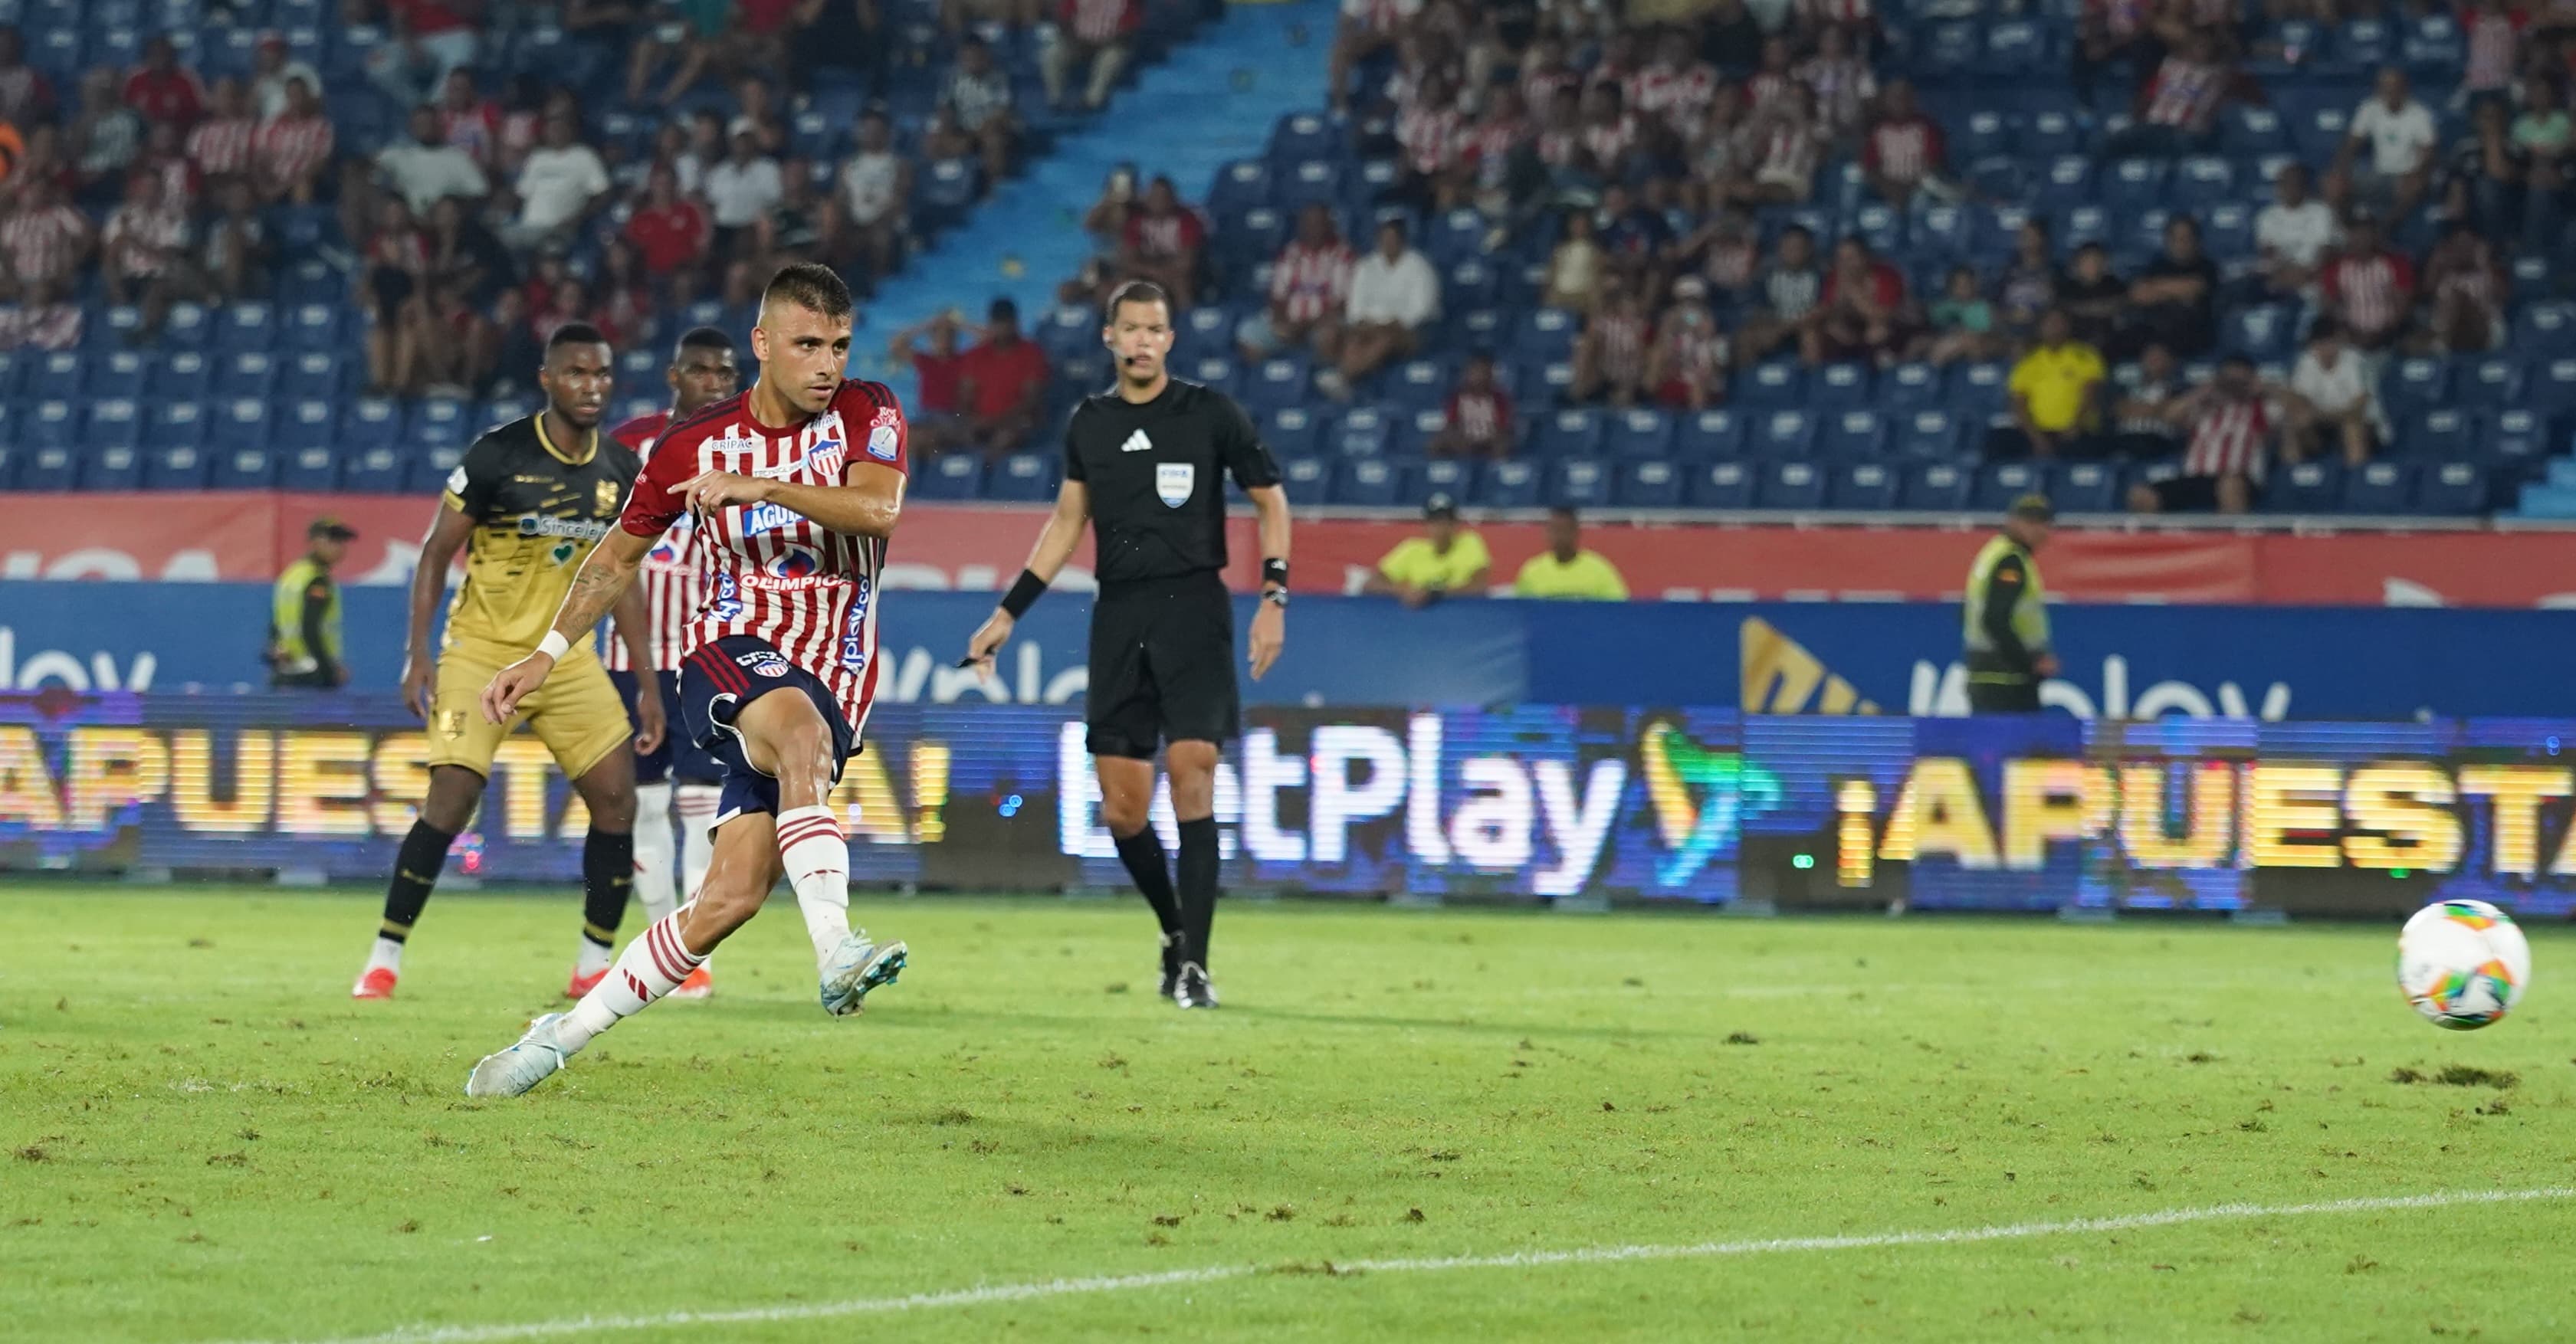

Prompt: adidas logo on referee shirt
[1120,429,1154,453]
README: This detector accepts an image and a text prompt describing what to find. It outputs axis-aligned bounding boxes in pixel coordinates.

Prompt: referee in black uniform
[964,280,1291,1010]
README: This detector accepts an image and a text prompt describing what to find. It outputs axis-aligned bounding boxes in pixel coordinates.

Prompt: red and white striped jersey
[2183,395,2270,480]
[2323,251,2415,336]
[1396,101,1465,174]
[1865,115,1944,182]
[2142,57,2224,129]
[0,204,90,287]
[185,114,257,179]
[619,381,910,739]
[602,408,704,674]
[1799,56,1877,136]
[1269,239,1356,323]
[1592,310,1650,384]
[255,113,334,189]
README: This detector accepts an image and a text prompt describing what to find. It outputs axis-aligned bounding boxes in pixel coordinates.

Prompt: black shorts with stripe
[678,636,855,824]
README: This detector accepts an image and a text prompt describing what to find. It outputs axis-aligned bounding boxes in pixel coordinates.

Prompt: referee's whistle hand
[962,611,1014,682]
[1248,604,1285,682]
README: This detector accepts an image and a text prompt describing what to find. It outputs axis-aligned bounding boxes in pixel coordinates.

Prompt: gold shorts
[426,642,631,781]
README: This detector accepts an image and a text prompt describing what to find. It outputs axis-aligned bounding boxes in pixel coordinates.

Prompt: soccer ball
[2396,900,2531,1031]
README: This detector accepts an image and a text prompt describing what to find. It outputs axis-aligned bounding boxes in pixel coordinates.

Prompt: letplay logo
[1639,720,1782,888]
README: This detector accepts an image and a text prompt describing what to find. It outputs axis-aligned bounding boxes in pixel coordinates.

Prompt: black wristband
[1262,558,1288,589]
[999,569,1048,619]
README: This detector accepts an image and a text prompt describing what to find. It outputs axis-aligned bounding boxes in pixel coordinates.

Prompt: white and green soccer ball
[2396,900,2532,1031]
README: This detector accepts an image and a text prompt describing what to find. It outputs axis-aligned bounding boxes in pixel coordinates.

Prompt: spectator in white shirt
[2337,67,2437,221]
[2253,161,2338,300]
[1326,217,1442,398]
[702,123,784,255]
[503,111,609,250]
[376,106,489,217]
[250,31,323,123]
[2284,318,2382,467]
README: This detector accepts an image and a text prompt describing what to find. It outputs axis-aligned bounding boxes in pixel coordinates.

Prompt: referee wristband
[1262,558,1288,590]
[536,630,572,661]
[999,569,1048,620]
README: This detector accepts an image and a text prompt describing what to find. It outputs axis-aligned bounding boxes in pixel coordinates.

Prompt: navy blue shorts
[678,635,855,824]
[610,668,724,785]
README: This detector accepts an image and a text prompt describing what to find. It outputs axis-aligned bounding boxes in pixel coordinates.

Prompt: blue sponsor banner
[5,693,2575,919]
[2,582,2571,720]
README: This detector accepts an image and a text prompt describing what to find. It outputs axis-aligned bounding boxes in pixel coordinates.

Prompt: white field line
[225,1186,2575,1344]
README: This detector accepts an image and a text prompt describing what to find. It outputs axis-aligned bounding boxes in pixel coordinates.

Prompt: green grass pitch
[2,884,2571,1343]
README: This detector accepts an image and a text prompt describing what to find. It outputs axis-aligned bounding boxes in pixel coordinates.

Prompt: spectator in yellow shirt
[1365,493,1490,607]
[1513,508,1629,600]
[1990,308,2105,459]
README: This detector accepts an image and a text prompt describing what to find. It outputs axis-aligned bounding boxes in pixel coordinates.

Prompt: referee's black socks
[1176,817,1219,970]
[1112,826,1186,941]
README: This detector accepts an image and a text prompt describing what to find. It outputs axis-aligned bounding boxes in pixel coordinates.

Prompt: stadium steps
[851,0,1334,396]
[2512,457,2576,519]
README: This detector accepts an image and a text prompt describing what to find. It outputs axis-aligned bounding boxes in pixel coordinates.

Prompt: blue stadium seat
[18,446,76,492]
[1410,457,1477,507]
[1512,308,1578,362]
[1206,159,1272,217]
[1821,410,1887,460]
[2381,356,2450,421]
[85,398,143,451]
[2483,409,2550,476]
[94,348,151,391]
[2226,306,2297,362]
[343,446,405,493]
[409,398,471,448]
[1475,460,1541,509]
[1880,362,1944,412]
[1268,113,1337,162]
[274,444,338,492]
[1333,406,1391,457]
[285,302,343,351]
[1265,406,1324,457]
[146,398,209,451]
[1757,461,1826,510]
[0,441,17,491]
[2418,461,2489,516]
[208,446,276,490]
[1687,460,1753,509]
[2219,105,2290,157]
[1278,455,1331,506]
[2172,156,2237,210]
[1961,110,2013,161]
[1752,410,1816,458]
[216,352,279,402]
[2341,461,2416,513]
[1616,459,1683,508]
[2463,356,2524,405]
[1737,361,1806,409]
[84,444,147,491]
[1386,358,1449,413]
[2509,302,2576,359]
[1904,461,1973,510]
[26,400,77,450]
[215,302,277,351]
[0,351,25,402]
[985,453,1059,503]
[2099,158,2168,211]
[1606,408,1674,459]
[483,394,538,428]
[28,350,83,401]
[2270,461,2343,513]
[1675,408,1744,461]
[1810,361,1872,408]
[1532,408,1604,459]
[162,301,212,348]
[2532,358,2576,416]
[1896,409,1965,460]
[1549,458,1610,509]
[2406,408,2476,461]
[1974,461,2052,512]
[914,452,984,501]
[2056,462,2119,513]
[1833,462,1898,510]
[159,350,212,401]
[1392,409,1447,458]
[1186,356,1239,399]
[2033,156,2095,211]
[1951,363,2010,421]
[279,351,341,402]
[1275,159,1344,211]
[212,398,271,450]
[2290,106,2351,164]
[1242,356,1311,413]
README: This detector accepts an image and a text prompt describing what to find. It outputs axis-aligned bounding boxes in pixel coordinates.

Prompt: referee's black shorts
[1086,571,1239,759]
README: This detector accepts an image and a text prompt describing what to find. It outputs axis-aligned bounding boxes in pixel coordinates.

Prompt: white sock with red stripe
[632,782,678,924]
[774,805,852,967]
[558,912,705,1051]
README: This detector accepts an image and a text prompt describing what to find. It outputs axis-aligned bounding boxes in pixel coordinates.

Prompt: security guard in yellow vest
[1961,494,2057,713]
[268,516,355,688]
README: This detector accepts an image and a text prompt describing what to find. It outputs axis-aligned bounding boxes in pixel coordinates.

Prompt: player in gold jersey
[352,323,668,1001]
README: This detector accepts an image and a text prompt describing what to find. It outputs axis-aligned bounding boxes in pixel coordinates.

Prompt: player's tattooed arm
[678,462,905,539]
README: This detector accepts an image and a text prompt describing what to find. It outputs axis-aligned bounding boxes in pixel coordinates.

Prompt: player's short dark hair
[1105,280,1169,321]
[674,325,735,359]
[761,261,854,322]
[546,320,608,351]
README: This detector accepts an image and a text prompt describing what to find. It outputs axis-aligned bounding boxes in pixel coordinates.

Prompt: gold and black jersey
[438,414,642,660]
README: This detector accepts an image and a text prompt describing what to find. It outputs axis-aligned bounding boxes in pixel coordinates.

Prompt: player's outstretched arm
[481,529,654,724]
[402,504,478,720]
[678,461,906,540]
[963,479,1091,674]
[1245,483,1291,681]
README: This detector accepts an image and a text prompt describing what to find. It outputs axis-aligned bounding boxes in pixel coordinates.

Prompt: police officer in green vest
[1962,494,2057,713]
[267,516,356,689]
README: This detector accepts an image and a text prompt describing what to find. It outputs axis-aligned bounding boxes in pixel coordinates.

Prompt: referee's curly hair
[761,261,854,321]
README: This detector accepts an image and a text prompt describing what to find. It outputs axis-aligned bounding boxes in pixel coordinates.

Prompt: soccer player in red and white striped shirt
[468,264,912,1097]
[602,326,740,999]
[2130,356,2269,516]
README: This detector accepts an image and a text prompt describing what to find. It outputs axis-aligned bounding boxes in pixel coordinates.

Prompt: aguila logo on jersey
[734,649,792,679]
[765,545,822,579]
